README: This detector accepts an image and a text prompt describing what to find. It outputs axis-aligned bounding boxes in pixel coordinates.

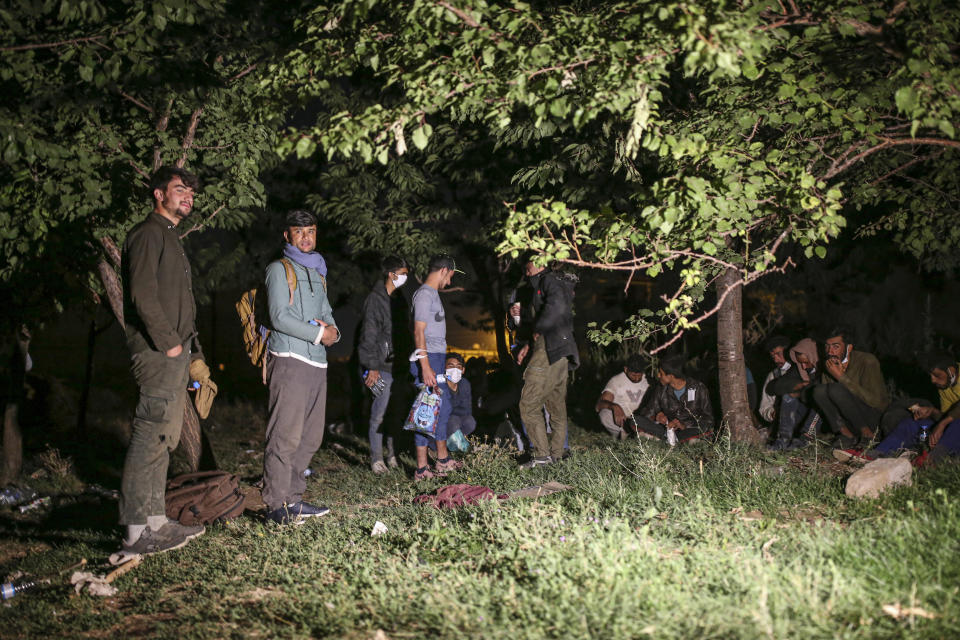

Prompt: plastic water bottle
[1,580,37,600]
[0,487,37,506]
[666,428,678,447]
[919,423,930,449]
[363,370,386,398]
[190,381,200,390]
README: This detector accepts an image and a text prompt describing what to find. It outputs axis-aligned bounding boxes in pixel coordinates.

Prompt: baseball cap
[430,254,465,274]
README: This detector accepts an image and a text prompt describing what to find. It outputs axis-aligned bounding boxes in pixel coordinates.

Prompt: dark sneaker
[833,435,858,449]
[265,505,305,526]
[766,438,790,452]
[520,456,552,469]
[289,501,330,518]
[784,438,808,451]
[121,521,205,556]
[832,448,875,464]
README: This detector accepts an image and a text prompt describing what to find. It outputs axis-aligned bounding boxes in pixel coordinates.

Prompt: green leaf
[777,84,796,99]
[411,126,429,150]
[294,137,316,158]
[895,86,918,114]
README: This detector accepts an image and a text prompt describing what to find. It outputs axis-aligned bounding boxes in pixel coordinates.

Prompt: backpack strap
[280,258,297,305]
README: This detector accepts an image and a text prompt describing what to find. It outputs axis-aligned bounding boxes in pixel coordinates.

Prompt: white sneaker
[371,460,388,474]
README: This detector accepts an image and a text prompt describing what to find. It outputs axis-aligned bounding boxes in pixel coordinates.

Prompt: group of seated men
[594,327,960,465]
[595,353,714,444]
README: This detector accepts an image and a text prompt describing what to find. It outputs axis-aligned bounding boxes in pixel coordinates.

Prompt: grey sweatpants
[263,355,327,511]
[120,347,190,525]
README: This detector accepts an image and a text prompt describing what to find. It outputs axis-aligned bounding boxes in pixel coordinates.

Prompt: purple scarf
[284,243,327,276]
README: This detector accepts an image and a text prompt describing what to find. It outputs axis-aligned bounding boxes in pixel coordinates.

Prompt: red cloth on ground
[413,483,507,508]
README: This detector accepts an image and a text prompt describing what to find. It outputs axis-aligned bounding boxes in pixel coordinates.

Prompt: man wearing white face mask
[358,256,409,474]
[443,353,476,441]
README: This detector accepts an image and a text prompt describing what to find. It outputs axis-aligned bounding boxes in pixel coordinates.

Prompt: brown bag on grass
[165,471,245,525]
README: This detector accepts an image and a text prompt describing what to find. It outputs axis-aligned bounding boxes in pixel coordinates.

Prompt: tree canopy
[0,0,303,325]
[275,0,959,348]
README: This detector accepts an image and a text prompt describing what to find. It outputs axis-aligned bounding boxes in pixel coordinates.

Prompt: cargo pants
[119,346,190,525]
[519,337,569,460]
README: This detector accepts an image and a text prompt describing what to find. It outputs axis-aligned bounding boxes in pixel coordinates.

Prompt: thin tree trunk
[2,327,29,484]
[77,313,114,434]
[716,266,763,445]
[77,319,98,435]
[2,404,22,485]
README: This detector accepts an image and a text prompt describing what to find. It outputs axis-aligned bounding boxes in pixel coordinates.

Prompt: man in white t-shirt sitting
[595,354,650,440]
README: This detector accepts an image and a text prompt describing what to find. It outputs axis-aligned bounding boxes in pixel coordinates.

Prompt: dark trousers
[634,415,703,442]
[812,382,882,435]
[263,356,327,511]
[775,395,821,441]
[120,347,190,525]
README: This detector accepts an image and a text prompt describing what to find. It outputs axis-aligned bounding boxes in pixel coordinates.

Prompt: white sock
[124,524,147,546]
[147,515,168,530]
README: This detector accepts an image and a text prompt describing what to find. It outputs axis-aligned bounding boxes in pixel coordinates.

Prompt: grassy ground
[2,401,960,639]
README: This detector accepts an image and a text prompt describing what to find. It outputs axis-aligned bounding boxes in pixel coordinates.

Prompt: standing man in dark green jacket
[119,166,211,555]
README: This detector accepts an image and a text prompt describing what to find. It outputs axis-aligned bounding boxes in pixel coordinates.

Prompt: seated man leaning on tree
[634,355,714,444]
[595,353,650,440]
[812,327,889,449]
[835,352,960,466]
[758,335,792,428]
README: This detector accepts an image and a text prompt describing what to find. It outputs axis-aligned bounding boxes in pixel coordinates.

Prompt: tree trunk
[2,327,30,484]
[466,251,515,367]
[76,319,98,435]
[98,237,124,326]
[716,266,763,445]
[2,403,22,485]
[77,313,114,435]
